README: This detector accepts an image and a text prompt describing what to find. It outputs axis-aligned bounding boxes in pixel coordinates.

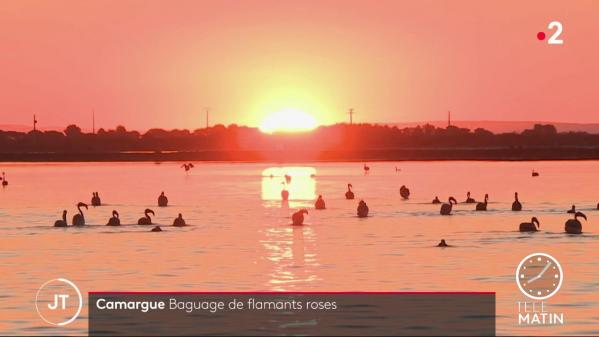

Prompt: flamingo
[314,195,326,210]
[151,226,162,232]
[464,192,476,204]
[363,164,370,174]
[519,217,540,232]
[1,172,7,186]
[281,182,289,201]
[437,239,450,247]
[106,210,121,226]
[567,205,576,214]
[357,200,369,218]
[72,202,88,226]
[181,163,194,172]
[399,185,410,200]
[512,192,522,211]
[432,196,441,204]
[565,211,587,234]
[292,209,308,226]
[173,213,186,227]
[138,209,155,225]
[284,174,292,184]
[395,166,401,172]
[54,210,68,227]
[345,183,355,200]
[158,192,168,207]
[440,197,457,215]
[91,192,101,206]
[476,194,488,211]
[532,170,539,177]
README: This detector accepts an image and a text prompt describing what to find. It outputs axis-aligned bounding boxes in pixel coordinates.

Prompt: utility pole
[447,110,451,127]
[92,109,95,134]
[348,108,355,125]
[33,114,38,131]
[205,107,210,129]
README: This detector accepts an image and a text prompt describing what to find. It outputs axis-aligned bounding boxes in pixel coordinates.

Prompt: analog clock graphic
[516,253,563,300]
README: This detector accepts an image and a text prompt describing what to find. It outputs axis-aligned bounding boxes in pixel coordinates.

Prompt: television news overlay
[2,0,599,336]
[88,292,494,336]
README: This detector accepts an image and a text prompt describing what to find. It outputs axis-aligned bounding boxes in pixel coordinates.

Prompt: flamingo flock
[52,191,187,231]
[13,161,589,238]
[278,164,594,243]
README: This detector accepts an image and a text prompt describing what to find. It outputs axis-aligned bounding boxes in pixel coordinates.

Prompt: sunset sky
[1,0,598,131]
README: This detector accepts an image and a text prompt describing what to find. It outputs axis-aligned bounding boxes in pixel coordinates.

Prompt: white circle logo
[516,253,563,300]
[35,278,83,326]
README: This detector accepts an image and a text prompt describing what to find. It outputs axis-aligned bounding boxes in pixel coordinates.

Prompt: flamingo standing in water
[565,211,587,234]
[363,164,370,174]
[432,196,441,204]
[399,185,410,200]
[173,213,186,227]
[314,195,326,210]
[138,209,155,225]
[72,202,88,226]
[91,192,101,206]
[281,182,289,201]
[440,197,457,215]
[54,210,68,227]
[519,217,540,232]
[158,192,168,207]
[106,210,121,226]
[151,226,162,232]
[345,184,355,200]
[512,192,522,211]
[357,200,369,218]
[567,205,576,214]
[437,239,451,247]
[532,170,539,177]
[475,194,488,211]
[292,209,308,226]
[1,172,7,186]
[284,174,292,184]
[464,192,476,204]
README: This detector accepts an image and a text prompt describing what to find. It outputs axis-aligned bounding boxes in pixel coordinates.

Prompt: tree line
[1,123,599,153]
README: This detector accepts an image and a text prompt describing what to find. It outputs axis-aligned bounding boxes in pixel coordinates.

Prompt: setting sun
[259,108,318,133]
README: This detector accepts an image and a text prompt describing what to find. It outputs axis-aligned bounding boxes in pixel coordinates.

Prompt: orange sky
[1,0,598,131]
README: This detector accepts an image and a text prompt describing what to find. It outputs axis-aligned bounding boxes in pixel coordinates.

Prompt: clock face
[516,253,563,300]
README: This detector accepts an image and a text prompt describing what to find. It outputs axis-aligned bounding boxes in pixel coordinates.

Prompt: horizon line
[3,119,599,133]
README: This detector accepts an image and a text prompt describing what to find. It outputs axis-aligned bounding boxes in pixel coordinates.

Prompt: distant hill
[386,121,599,134]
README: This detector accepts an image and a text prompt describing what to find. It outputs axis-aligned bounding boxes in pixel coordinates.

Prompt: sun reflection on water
[262,226,320,291]
[261,167,317,201]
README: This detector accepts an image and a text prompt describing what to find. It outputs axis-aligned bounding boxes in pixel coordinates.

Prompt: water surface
[1,161,598,335]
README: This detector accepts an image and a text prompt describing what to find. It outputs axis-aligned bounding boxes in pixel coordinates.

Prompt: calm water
[1,161,599,336]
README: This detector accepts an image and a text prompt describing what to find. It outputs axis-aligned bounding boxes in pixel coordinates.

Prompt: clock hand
[537,262,552,278]
[527,262,553,284]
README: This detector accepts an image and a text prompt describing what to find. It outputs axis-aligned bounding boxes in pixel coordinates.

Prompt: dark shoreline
[2,146,599,162]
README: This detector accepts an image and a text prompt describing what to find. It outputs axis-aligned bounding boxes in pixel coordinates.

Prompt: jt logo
[48,294,70,310]
[36,278,83,326]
